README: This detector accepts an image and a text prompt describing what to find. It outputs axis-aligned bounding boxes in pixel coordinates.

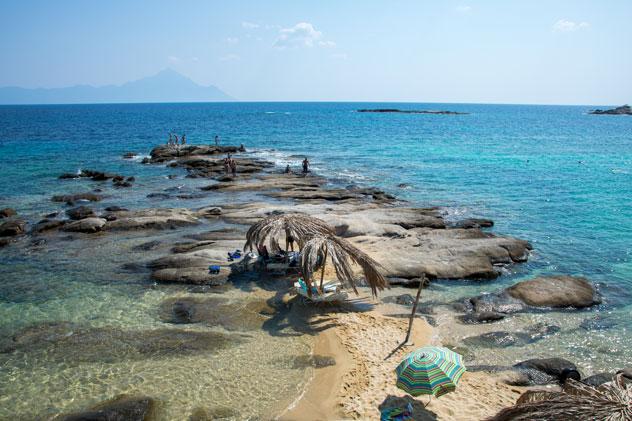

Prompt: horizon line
[0,100,623,108]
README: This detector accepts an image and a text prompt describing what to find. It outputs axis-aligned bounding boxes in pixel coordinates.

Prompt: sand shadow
[379,395,438,421]
[261,292,375,337]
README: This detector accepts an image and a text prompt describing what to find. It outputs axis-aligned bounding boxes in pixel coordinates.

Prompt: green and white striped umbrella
[395,346,466,397]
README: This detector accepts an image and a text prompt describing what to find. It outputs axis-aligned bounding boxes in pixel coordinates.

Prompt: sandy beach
[280,293,526,421]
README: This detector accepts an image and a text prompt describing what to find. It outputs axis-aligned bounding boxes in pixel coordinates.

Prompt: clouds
[274,22,334,48]
[241,21,259,29]
[553,19,590,32]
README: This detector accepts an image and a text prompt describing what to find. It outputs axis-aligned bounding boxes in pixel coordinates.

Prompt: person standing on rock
[181,134,186,145]
[215,135,220,146]
[230,157,237,176]
[302,157,309,173]
[224,154,231,174]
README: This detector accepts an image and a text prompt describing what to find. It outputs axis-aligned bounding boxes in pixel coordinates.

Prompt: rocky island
[357,108,469,115]
[589,104,632,115]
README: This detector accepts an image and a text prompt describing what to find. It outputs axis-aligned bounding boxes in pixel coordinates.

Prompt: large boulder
[0,208,17,218]
[506,275,601,308]
[54,394,157,421]
[66,205,96,220]
[63,217,106,233]
[0,219,27,236]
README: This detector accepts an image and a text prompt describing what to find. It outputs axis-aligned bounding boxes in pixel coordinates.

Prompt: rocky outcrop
[51,192,103,204]
[0,219,27,236]
[352,228,531,280]
[457,275,601,322]
[53,394,157,421]
[506,275,601,308]
[149,144,246,163]
[0,208,17,218]
[454,218,494,229]
[66,205,96,220]
[175,156,272,178]
[33,219,66,233]
[590,105,632,115]
[63,217,107,233]
[104,208,199,231]
[357,109,469,115]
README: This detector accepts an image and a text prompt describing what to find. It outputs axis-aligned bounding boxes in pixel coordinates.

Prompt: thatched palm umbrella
[489,374,632,421]
[300,234,388,297]
[244,213,334,253]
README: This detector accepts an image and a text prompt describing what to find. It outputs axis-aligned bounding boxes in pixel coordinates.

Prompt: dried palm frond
[489,374,632,421]
[244,213,334,253]
[300,234,388,297]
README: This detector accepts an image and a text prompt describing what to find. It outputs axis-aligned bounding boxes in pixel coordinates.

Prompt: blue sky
[0,0,630,104]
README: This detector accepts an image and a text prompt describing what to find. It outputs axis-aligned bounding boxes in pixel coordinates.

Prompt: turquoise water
[1,102,631,416]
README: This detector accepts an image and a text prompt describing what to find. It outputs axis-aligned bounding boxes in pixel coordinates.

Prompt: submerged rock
[463,323,560,348]
[2,322,244,363]
[159,296,274,331]
[53,394,157,421]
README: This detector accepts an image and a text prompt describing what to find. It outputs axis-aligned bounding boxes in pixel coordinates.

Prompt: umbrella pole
[404,274,425,345]
[319,248,328,292]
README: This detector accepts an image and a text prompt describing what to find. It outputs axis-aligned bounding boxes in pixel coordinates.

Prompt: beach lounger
[294,279,348,303]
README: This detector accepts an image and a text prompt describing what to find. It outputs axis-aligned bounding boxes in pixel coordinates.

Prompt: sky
[0,0,630,104]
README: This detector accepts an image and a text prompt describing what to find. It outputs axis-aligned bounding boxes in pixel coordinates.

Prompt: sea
[0,102,631,419]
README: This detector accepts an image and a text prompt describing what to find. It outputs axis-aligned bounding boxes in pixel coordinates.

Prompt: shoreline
[0,142,619,419]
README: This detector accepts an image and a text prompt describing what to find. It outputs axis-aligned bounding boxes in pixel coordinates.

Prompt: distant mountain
[0,69,234,104]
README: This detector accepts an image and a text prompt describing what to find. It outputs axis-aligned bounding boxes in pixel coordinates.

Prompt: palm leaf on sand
[489,374,632,421]
[300,234,388,297]
[244,213,334,253]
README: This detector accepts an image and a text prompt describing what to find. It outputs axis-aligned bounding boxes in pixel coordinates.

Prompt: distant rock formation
[357,108,468,115]
[589,105,632,115]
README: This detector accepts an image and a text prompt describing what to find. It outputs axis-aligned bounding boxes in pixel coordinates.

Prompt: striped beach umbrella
[395,346,466,397]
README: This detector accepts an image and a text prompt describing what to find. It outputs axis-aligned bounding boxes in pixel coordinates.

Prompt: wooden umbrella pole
[404,274,425,345]
[319,248,328,292]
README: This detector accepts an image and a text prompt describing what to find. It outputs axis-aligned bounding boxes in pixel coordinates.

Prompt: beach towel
[380,403,413,421]
[208,265,221,274]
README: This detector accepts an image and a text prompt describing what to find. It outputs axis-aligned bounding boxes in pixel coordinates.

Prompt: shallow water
[1,102,631,417]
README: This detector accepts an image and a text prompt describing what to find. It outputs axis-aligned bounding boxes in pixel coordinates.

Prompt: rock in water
[51,192,103,204]
[66,205,96,220]
[589,105,632,115]
[0,208,17,218]
[507,275,601,308]
[63,217,107,233]
[54,395,156,421]
[0,219,27,236]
